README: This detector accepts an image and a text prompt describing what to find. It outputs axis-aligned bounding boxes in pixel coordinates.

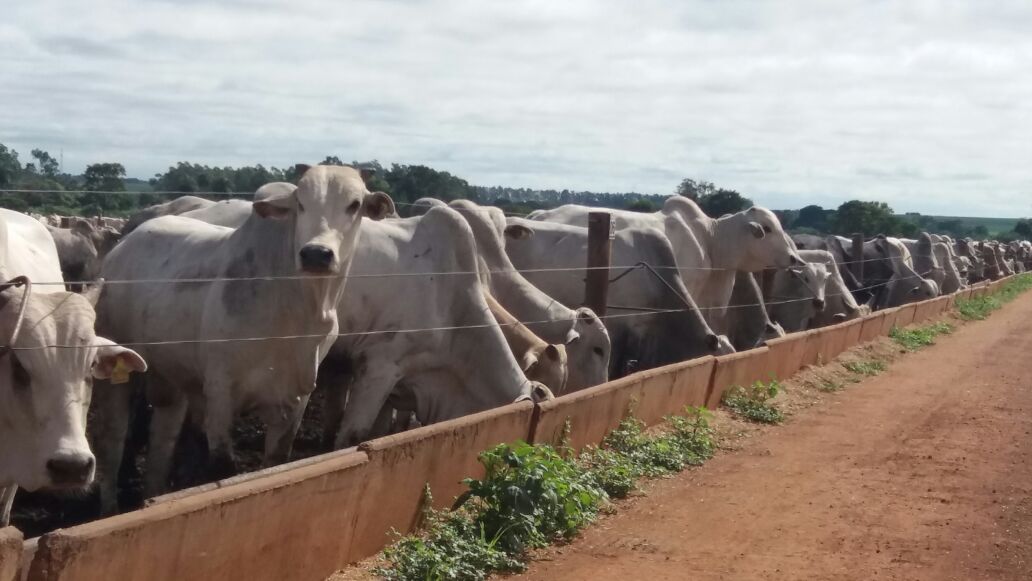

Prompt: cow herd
[2,164,1030,529]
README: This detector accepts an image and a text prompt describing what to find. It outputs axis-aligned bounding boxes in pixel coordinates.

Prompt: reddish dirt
[512,293,1032,581]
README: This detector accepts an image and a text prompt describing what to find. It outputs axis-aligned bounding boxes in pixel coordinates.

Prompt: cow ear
[363,191,395,221]
[504,224,534,240]
[71,220,96,237]
[253,182,297,220]
[294,164,312,178]
[92,338,147,380]
[564,327,581,344]
[359,167,377,182]
[748,222,765,239]
[544,344,561,361]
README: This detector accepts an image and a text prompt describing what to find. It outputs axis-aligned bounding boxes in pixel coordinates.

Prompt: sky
[2,0,1031,217]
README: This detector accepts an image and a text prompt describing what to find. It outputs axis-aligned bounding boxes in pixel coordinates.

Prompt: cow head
[563,308,611,391]
[253,165,395,275]
[0,284,146,491]
[736,207,804,271]
[789,262,830,312]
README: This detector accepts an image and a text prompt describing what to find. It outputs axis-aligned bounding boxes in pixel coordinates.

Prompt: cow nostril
[813,298,826,310]
[299,245,335,270]
[46,453,95,487]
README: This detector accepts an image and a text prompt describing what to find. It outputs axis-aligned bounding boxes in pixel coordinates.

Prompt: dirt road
[514,293,1032,581]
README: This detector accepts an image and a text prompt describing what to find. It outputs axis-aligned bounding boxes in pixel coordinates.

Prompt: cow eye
[763,225,772,234]
[11,355,30,389]
[346,200,361,214]
[592,346,605,357]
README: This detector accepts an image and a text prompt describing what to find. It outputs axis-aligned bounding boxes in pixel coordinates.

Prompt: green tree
[675,178,715,201]
[383,164,475,204]
[1014,218,1032,238]
[0,144,23,188]
[698,189,754,218]
[832,200,897,235]
[81,162,129,215]
[793,204,828,231]
[626,199,656,212]
[31,149,60,178]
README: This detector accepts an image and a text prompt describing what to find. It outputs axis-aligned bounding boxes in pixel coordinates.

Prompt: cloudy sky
[2,0,1031,217]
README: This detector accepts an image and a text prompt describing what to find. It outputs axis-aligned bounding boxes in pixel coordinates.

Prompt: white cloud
[2,0,1031,217]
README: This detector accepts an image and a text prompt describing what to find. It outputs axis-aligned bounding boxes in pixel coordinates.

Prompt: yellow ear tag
[110,359,131,385]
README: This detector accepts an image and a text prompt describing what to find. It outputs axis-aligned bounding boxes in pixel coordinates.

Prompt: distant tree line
[0,142,1027,241]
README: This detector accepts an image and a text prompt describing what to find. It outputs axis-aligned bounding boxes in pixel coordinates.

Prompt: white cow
[767,261,831,333]
[504,217,734,377]
[121,195,216,235]
[879,237,940,307]
[319,206,553,448]
[529,197,803,333]
[173,199,555,449]
[797,249,867,327]
[91,166,393,511]
[180,199,256,228]
[0,209,146,525]
[416,199,611,391]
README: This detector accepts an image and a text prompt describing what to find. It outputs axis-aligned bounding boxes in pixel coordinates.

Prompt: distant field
[928,215,1018,235]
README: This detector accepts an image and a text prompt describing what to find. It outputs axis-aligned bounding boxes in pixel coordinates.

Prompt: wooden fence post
[851,232,864,283]
[585,212,612,317]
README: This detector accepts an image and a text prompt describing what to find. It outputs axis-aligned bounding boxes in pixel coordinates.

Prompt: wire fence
[0,189,977,351]
[9,273,921,351]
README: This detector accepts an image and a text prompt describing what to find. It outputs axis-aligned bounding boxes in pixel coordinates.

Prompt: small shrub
[890,322,953,351]
[456,442,606,555]
[376,511,523,581]
[376,408,717,581]
[722,380,784,424]
[817,379,844,392]
[843,360,886,377]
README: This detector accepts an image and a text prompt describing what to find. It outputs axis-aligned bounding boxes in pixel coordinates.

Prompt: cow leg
[144,394,188,499]
[0,485,15,527]
[203,376,238,480]
[88,379,134,515]
[333,362,402,449]
[262,394,310,467]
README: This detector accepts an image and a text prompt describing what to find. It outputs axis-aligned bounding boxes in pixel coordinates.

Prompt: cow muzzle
[299,244,336,273]
[46,451,95,488]
[812,298,826,311]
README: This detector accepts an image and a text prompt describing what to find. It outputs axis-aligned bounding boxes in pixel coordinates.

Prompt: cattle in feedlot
[504,217,734,378]
[529,196,803,334]
[725,271,785,351]
[766,260,831,333]
[172,196,557,447]
[318,205,553,449]
[0,208,146,525]
[121,195,217,235]
[47,219,122,292]
[412,198,611,392]
[89,165,393,513]
[797,249,867,327]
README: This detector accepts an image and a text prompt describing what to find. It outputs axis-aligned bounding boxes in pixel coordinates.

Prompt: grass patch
[956,274,1032,320]
[722,380,784,424]
[375,407,715,581]
[890,322,954,351]
[817,378,846,392]
[843,360,886,377]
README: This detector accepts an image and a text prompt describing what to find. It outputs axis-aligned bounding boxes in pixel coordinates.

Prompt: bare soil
[333,292,1032,581]
[511,294,1032,580]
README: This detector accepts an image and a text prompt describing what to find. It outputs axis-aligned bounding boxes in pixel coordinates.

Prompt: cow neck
[706,215,743,271]
[230,215,343,329]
